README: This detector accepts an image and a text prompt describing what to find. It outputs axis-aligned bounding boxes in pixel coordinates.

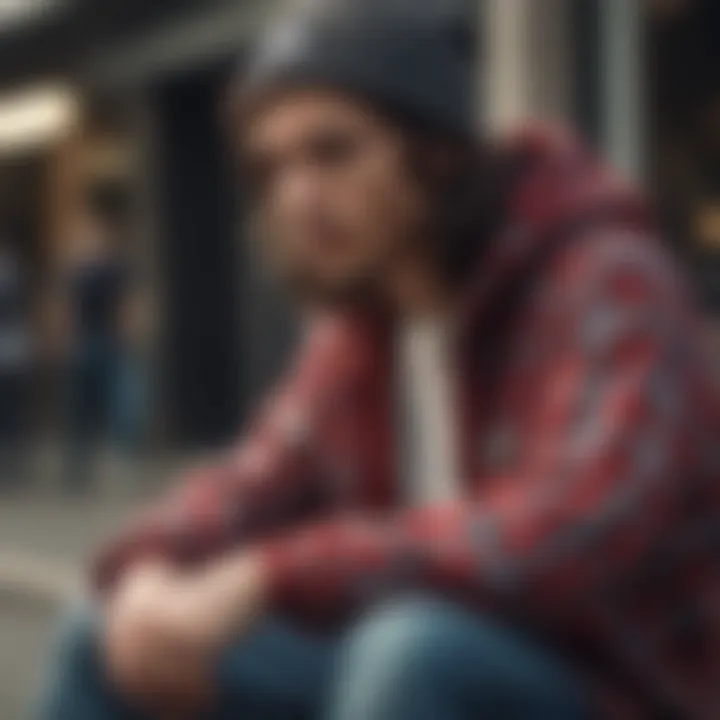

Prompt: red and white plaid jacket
[95,127,720,718]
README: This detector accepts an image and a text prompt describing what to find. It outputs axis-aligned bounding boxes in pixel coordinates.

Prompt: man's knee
[329,597,477,720]
[338,597,476,688]
[334,596,590,719]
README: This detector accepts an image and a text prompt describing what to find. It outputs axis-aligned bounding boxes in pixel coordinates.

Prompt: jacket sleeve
[91,319,356,592]
[257,233,699,622]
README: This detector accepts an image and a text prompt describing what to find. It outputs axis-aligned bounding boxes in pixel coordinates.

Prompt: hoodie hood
[459,124,652,335]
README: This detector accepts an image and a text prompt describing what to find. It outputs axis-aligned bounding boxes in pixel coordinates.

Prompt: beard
[277,260,388,313]
[259,207,433,315]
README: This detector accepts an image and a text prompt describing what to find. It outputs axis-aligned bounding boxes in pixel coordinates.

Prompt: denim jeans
[37,597,592,720]
[63,334,148,490]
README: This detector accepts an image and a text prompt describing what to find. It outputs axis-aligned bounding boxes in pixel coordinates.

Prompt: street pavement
[0,496,146,719]
[0,596,58,720]
[0,455,185,719]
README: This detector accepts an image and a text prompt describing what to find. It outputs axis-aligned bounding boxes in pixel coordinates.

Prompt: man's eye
[310,133,359,166]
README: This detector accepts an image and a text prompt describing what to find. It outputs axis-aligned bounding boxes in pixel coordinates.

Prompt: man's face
[242,90,428,304]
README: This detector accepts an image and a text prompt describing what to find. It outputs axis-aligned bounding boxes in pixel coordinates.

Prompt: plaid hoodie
[95,126,720,718]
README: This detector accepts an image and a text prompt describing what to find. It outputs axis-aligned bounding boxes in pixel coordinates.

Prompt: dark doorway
[646,0,720,312]
[0,154,46,275]
[0,153,47,437]
[154,66,241,447]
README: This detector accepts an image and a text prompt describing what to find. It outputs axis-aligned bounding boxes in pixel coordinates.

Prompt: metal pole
[600,0,646,182]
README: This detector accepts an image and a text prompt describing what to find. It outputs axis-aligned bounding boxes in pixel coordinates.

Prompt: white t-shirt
[397,316,460,505]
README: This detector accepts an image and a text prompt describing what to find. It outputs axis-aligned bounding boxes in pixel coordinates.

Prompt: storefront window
[647,0,720,311]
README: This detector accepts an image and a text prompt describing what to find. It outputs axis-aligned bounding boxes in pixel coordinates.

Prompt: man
[59,185,138,492]
[39,0,720,718]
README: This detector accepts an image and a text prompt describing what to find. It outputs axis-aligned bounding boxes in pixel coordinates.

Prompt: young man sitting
[39,0,720,718]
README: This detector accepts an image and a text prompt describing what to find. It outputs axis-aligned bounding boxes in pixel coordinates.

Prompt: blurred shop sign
[0,84,80,157]
[0,0,62,29]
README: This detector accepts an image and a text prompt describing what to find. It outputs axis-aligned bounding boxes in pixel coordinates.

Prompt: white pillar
[483,0,533,129]
[600,0,646,182]
[482,0,573,131]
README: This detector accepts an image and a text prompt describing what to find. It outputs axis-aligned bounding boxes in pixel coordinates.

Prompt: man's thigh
[37,605,334,720]
[329,597,592,720]
[39,598,590,720]
[214,617,335,718]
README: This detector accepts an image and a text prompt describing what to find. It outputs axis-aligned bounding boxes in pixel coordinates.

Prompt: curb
[0,553,81,609]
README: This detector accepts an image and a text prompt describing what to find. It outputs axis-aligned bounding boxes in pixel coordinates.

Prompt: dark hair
[400,122,511,289]
[233,85,513,302]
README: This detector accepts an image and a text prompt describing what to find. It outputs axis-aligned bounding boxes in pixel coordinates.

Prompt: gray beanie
[240,0,479,138]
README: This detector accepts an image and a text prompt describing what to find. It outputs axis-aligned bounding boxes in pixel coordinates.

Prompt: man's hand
[104,553,268,713]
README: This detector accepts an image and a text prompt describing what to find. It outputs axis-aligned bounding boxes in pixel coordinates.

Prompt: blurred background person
[0,232,31,488]
[57,184,140,493]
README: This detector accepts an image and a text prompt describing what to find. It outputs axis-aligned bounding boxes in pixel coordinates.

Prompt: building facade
[0,0,716,448]
[483,0,720,310]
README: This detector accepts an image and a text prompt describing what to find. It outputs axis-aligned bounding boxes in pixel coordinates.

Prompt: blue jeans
[64,336,122,490]
[37,598,592,720]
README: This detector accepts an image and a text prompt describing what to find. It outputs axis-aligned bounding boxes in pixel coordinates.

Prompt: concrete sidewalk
[0,455,209,717]
[0,450,191,600]
[0,494,156,718]
[0,446,190,596]
[0,496,144,606]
